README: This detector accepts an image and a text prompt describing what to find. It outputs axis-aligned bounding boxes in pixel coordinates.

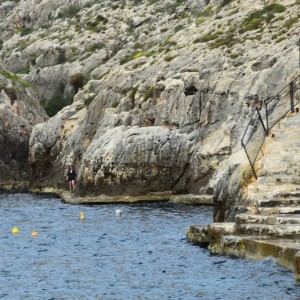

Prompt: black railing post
[290,80,294,113]
[265,101,269,135]
[241,141,257,179]
[257,107,268,135]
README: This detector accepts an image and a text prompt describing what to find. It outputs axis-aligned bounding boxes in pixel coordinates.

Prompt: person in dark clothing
[67,165,76,192]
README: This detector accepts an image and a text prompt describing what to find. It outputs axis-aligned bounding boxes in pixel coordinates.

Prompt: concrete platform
[60,191,214,206]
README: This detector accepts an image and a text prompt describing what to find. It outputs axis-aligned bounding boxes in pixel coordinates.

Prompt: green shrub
[176,0,185,5]
[120,51,142,65]
[20,27,33,36]
[228,8,239,16]
[29,55,37,65]
[193,37,202,44]
[219,0,233,7]
[143,86,154,101]
[44,82,73,117]
[120,54,134,65]
[229,53,240,59]
[1,70,19,82]
[130,86,139,101]
[195,17,205,25]
[18,65,30,74]
[254,34,262,41]
[145,50,156,57]
[282,16,298,29]
[275,36,286,43]
[275,16,285,21]
[240,18,264,33]
[85,15,107,32]
[164,55,176,62]
[96,14,108,24]
[240,3,286,33]
[69,73,86,93]
[112,100,119,108]
[130,85,139,109]
[61,4,81,19]
[159,38,177,48]
[87,42,105,52]
[57,49,67,64]
[265,3,285,13]
[210,33,237,49]
[196,30,224,44]
[174,24,184,32]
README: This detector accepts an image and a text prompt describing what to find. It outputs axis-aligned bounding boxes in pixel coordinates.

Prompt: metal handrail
[241,74,300,178]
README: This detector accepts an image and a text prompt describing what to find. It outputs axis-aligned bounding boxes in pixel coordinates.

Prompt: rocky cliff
[0,0,299,220]
[0,62,48,188]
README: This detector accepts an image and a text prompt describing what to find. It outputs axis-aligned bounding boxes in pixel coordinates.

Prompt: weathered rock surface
[0,1,299,213]
[0,63,48,187]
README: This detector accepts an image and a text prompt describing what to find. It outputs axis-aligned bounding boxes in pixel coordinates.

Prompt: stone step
[257,198,300,207]
[248,183,300,194]
[237,223,300,239]
[260,165,299,175]
[236,213,300,225]
[261,159,299,166]
[247,190,300,203]
[258,206,300,215]
[257,176,300,186]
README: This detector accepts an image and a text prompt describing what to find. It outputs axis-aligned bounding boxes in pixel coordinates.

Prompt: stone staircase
[186,110,300,280]
[242,111,300,233]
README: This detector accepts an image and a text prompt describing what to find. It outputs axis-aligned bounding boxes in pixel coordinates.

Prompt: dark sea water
[0,193,299,300]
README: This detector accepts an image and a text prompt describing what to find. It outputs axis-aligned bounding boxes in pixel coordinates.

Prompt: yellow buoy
[11,227,19,234]
[31,231,38,237]
[80,212,85,221]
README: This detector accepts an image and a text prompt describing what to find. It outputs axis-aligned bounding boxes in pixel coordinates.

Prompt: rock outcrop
[0,0,299,217]
[0,63,48,188]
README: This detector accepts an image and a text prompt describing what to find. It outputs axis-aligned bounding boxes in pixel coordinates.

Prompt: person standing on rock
[66,165,77,192]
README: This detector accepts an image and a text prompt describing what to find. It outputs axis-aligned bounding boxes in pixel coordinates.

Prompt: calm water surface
[0,193,299,300]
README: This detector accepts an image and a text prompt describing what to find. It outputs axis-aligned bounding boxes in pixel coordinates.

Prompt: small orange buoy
[31,231,38,237]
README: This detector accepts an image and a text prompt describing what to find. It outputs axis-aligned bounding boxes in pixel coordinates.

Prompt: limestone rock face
[0,63,48,185]
[1,0,299,212]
